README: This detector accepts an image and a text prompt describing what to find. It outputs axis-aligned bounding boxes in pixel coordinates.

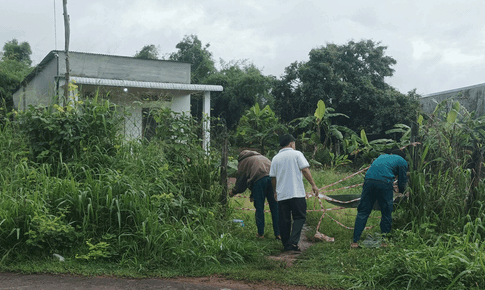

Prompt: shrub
[16,93,122,171]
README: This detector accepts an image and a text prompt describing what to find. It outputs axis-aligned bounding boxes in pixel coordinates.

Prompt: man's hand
[311,185,319,197]
[271,177,277,201]
[302,167,319,197]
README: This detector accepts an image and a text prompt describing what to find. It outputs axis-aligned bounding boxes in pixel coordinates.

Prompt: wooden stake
[220,131,228,205]
[62,0,70,104]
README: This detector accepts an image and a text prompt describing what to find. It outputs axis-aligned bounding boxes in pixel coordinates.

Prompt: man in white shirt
[270,134,319,251]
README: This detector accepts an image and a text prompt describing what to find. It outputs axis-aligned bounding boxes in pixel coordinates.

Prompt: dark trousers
[353,179,393,243]
[253,176,279,237]
[278,197,306,249]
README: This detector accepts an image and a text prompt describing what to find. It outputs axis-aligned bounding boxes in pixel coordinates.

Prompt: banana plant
[348,129,395,162]
[235,103,285,155]
[291,100,350,160]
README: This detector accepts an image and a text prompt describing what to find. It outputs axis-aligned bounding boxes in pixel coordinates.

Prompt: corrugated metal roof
[70,76,223,92]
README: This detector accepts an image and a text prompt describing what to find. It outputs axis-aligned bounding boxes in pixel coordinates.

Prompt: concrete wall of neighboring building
[420,83,485,116]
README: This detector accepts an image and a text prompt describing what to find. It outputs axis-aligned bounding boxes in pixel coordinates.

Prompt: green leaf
[360,129,369,146]
[314,100,326,122]
[253,103,261,115]
[446,101,460,123]
[329,127,344,140]
[417,114,423,126]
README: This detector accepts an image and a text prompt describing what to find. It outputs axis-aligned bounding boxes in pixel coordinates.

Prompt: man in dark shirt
[230,150,280,239]
[351,150,408,248]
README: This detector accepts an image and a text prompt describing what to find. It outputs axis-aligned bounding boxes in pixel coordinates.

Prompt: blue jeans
[253,176,279,237]
[353,179,393,243]
[278,197,306,249]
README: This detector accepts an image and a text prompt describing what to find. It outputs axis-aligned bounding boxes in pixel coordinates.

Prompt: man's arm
[230,169,248,197]
[271,177,277,201]
[301,167,319,197]
[397,164,408,193]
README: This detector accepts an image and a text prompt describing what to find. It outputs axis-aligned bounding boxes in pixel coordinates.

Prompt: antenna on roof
[54,0,57,50]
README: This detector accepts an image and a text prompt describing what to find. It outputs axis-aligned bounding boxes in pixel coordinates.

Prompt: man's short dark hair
[390,149,406,159]
[384,147,407,159]
[279,134,296,147]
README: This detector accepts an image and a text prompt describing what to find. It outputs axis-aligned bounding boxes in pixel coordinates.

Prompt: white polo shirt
[269,148,310,201]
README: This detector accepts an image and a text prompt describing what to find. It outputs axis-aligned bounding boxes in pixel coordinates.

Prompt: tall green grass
[349,206,485,289]
[396,103,485,232]
[0,98,265,271]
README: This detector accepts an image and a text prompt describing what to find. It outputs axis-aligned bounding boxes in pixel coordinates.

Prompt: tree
[1,39,32,65]
[134,44,159,60]
[0,39,32,118]
[273,40,419,134]
[272,61,305,123]
[205,60,274,130]
[167,35,217,121]
[168,35,215,84]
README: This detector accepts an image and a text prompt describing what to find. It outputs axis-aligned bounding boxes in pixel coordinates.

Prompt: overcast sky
[2,0,484,95]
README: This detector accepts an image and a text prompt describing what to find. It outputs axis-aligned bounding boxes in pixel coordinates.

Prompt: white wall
[170,94,191,114]
[13,57,59,110]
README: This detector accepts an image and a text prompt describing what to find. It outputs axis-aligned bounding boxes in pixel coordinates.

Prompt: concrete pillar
[203,91,211,151]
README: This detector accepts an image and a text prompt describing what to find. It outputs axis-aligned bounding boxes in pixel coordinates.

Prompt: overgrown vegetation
[348,99,485,289]
[1,94,484,289]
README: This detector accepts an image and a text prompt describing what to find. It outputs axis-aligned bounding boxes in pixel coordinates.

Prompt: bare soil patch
[265,225,315,267]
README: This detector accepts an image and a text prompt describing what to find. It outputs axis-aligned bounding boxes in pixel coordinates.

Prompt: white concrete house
[13,51,223,149]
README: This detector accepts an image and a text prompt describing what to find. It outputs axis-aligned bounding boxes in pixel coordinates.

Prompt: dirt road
[0,272,317,290]
[0,272,233,289]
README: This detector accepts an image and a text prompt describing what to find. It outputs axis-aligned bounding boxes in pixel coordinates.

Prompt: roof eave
[70,76,223,92]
